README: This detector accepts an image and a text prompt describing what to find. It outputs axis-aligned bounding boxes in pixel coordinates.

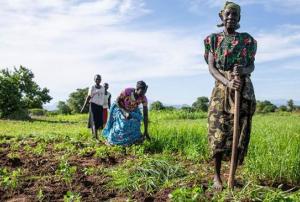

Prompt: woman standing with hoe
[81,75,105,140]
[204,1,257,190]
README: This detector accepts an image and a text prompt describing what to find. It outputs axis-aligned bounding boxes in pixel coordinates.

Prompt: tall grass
[1,111,300,185]
[110,156,186,193]
[146,119,209,161]
[245,114,300,184]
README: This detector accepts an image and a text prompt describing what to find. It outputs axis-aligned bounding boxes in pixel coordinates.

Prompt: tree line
[0,67,299,119]
[151,99,300,113]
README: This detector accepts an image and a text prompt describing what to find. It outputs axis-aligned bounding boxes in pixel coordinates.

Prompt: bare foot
[104,140,112,146]
[213,175,223,191]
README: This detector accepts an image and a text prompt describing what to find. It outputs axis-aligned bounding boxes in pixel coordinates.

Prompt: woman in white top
[81,75,105,139]
[103,83,111,127]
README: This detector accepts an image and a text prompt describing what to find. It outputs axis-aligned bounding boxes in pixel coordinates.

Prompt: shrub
[29,108,47,116]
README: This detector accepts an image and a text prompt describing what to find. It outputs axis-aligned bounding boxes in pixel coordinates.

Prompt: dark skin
[104,83,111,109]
[81,76,102,140]
[116,87,150,141]
[209,8,255,190]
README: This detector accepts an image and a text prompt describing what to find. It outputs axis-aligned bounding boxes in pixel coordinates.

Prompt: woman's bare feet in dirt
[213,175,223,191]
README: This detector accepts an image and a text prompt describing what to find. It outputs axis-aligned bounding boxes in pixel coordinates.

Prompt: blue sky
[0,0,300,107]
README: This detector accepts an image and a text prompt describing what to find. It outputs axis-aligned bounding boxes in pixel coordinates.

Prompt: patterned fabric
[102,103,144,146]
[208,81,256,164]
[222,1,241,14]
[204,31,257,164]
[118,88,148,112]
[204,32,257,71]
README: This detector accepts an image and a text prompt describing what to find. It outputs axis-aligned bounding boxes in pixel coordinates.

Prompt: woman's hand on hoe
[226,64,242,91]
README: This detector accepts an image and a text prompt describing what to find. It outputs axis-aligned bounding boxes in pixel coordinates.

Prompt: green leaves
[0,168,22,190]
[0,66,52,119]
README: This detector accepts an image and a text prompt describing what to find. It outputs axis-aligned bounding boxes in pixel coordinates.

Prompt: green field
[1,111,300,201]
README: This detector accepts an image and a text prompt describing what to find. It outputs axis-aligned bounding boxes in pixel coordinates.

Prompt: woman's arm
[81,95,91,113]
[208,52,229,86]
[208,52,241,91]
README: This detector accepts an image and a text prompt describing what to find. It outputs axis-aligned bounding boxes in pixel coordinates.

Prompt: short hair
[94,74,101,81]
[136,80,148,90]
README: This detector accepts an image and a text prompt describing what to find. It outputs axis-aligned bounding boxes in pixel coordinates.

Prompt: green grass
[245,114,300,184]
[1,111,300,201]
[109,155,186,193]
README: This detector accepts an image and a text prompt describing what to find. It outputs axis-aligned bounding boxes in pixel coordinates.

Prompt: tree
[192,96,209,112]
[13,67,52,109]
[287,99,295,112]
[278,105,287,112]
[150,101,165,110]
[67,88,89,113]
[57,101,72,114]
[164,106,176,111]
[0,72,22,117]
[256,100,277,113]
[0,66,52,119]
[181,105,195,113]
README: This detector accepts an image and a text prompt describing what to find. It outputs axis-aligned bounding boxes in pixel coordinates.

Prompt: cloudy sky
[1,0,300,106]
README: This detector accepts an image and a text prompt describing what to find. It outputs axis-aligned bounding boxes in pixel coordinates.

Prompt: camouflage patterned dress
[204,32,257,164]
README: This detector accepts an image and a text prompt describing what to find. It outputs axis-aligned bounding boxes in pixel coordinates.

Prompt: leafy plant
[0,168,22,189]
[64,191,82,202]
[37,188,45,202]
[32,142,47,156]
[56,157,77,185]
[169,186,205,202]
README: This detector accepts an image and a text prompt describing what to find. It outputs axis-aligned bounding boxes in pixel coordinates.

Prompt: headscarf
[217,1,241,29]
[136,80,148,90]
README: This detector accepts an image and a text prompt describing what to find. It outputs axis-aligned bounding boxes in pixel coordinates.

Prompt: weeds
[64,191,82,202]
[110,156,186,193]
[0,168,22,190]
[56,157,77,185]
[32,142,47,156]
[1,112,300,201]
[169,186,206,202]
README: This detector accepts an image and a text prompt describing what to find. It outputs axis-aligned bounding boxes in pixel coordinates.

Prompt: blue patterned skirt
[102,103,143,146]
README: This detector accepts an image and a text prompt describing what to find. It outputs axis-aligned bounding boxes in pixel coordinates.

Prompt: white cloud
[0,0,206,103]
[1,0,299,104]
[187,0,300,14]
[255,26,300,64]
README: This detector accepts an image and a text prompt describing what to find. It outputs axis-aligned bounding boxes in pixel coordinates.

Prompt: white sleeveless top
[88,85,105,106]
[103,92,111,109]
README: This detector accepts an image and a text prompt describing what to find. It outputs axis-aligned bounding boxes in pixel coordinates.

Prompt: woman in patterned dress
[102,81,150,146]
[204,1,257,190]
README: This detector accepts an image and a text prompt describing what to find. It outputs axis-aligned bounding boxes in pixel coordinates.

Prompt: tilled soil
[0,143,173,202]
[1,142,299,202]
